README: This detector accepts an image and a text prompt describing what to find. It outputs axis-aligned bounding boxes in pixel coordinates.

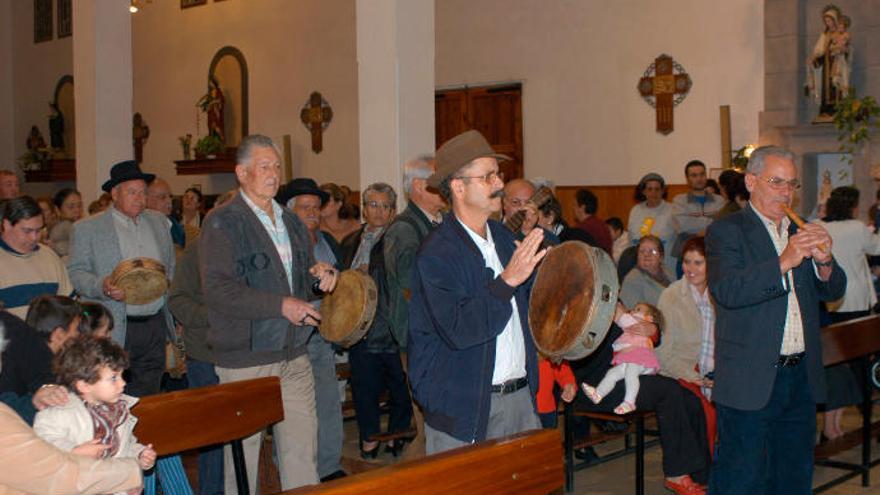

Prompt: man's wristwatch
[815,258,834,267]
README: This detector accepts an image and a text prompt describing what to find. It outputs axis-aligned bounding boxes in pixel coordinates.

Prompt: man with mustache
[200,135,338,491]
[408,130,547,454]
[276,177,346,482]
[706,146,846,494]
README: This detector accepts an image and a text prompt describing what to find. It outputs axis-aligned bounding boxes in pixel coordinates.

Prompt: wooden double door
[435,84,523,181]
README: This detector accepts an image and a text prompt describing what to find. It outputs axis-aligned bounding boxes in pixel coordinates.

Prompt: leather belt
[491,377,528,395]
[775,352,805,368]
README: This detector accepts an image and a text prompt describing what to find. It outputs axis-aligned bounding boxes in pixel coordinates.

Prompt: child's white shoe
[614,401,636,415]
[581,383,602,404]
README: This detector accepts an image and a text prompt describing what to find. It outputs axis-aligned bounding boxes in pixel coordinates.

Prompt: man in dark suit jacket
[706,146,846,495]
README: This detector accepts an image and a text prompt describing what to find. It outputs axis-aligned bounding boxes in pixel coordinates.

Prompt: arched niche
[208,46,248,148]
[53,75,75,156]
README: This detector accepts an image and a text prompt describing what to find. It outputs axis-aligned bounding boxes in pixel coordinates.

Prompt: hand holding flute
[778,204,833,273]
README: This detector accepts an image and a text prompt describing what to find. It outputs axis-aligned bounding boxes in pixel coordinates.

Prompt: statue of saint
[27,125,47,152]
[805,5,851,120]
[48,102,65,149]
[197,76,225,144]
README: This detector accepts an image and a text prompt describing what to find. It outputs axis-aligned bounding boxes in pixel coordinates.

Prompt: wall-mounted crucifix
[300,91,333,154]
[637,54,692,135]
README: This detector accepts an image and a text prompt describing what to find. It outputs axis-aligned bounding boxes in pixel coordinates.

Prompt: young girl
[536,355,577,429]
[79,302,114,338]
[33,336,156,486]
[582,302,663,414]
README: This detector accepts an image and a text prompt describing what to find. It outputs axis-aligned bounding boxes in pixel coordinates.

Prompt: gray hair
[236,134,281,166]
[363,182,398,206]
[747,146,796,176]
[403,154,435,196]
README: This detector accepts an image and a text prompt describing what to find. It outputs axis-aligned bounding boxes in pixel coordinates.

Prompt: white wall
[435,0,764,186]
[132,0,359,194]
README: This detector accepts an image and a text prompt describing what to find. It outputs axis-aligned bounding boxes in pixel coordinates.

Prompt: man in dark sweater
[199,135,338,492]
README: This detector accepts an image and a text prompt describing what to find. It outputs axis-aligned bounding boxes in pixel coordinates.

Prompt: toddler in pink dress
[582,302,662,414]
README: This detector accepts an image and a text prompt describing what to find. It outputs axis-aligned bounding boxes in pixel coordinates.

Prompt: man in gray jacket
[199,135,338,492]
[68,160,175,398]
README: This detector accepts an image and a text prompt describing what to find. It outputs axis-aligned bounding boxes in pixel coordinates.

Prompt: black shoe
[320,470,347,482]
[574,446,600,463]
[360,443,379,459]
[385,438,410,458]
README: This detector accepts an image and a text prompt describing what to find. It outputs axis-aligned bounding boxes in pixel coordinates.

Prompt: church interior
[1,0,880,494]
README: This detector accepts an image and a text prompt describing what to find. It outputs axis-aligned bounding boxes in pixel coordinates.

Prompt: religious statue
[26,125,47,152]
[48,102,64,149]
[132,112,150,164]
[805,5,852,121]
[197,76,225,145]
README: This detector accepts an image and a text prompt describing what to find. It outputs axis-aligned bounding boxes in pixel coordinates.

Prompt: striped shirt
[0,239,73,319]
[241,191,293,289]
[691,283,715,399]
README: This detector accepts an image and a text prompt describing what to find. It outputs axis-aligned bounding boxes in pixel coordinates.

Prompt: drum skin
[110,257,168,306]
[529,242,619,361]
[319,269,378,348]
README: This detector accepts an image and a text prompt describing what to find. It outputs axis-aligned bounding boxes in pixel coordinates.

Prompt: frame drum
[319,269,378,348]
[109,257,168,306]
[529,241,619,361]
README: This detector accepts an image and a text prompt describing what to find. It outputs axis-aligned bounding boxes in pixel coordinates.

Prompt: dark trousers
[709,361,815,495]
[186,358,224,495]
[124,313,167,397]
[349,346,413,443]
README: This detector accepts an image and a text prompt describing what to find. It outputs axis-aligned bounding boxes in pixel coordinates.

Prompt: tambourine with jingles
[529,241,619,361]
[319,269,378,348]
[109,257,168,305]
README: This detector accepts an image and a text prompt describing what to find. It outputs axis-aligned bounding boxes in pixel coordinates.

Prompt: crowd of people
[0,131,874,494]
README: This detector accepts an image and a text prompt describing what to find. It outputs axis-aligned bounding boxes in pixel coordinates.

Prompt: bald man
[147,177,185,248]
[502,178,559,244]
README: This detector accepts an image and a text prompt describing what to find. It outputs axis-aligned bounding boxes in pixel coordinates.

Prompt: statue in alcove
[197,76,225,144]
[48,102,65,149]
[805,4,852,121]
[27,125,47,152]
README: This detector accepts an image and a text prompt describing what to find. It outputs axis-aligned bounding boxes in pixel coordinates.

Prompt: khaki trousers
[217,354,318,493]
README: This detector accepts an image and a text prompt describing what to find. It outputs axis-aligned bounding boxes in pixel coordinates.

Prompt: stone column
[356,0,434,208]
[73,0,132,202]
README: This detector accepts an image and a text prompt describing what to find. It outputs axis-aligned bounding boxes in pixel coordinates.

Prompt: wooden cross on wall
[300,92,333,154]
[637,54,692,135]
[132,112,150,164]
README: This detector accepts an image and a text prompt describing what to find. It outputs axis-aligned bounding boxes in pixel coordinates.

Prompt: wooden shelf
[24,159,76,182]
[174,156,236,175]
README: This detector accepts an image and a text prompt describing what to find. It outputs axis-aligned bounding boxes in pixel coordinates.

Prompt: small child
[582,302,663,414]
[536,355,577,429]
[33,335,156,486]
[79,301,114,338]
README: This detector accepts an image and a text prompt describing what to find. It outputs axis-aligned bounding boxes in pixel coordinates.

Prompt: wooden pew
[813,314,880,493]
[133,376,284,495]
[282,429,563,495]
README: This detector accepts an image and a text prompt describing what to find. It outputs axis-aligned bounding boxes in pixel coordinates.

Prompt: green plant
[16,150,48,172]
[833,91,880,163]
[194,135,223,157]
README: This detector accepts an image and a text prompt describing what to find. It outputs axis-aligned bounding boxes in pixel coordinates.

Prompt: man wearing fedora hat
[68,160,176,398]
[276,177,347,482]
[407,130,548,453]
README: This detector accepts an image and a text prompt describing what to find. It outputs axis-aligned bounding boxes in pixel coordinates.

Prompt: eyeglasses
[638,248,661,256]
[455,170,505,184]
[364,201,393,211]
[761,175,801,190]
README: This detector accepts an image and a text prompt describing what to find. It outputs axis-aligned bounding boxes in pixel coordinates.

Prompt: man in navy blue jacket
[706,146,846,494]
[408,130,548,453]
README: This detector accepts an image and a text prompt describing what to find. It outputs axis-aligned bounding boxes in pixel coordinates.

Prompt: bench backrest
[282,428,562,495]
[132,376,283,456]
[821,314,880,367]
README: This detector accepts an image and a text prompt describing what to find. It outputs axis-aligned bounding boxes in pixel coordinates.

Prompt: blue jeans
[186,359,224,495]
[709,361,816,495]
[306,332,343,477]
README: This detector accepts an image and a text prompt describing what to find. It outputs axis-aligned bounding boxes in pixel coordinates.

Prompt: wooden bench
[813,314,880,493]
[562,404,659,494]
[133,376,284,495]
[282,428,563,495]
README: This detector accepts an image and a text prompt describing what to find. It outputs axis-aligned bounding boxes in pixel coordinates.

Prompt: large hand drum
[109,257,168,306]
[319,269,378,348]
[529,242,619,361]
